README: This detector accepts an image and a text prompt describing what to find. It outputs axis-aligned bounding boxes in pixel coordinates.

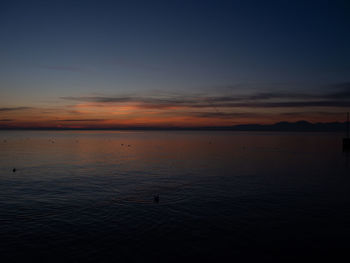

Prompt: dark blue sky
[1,0,349,127]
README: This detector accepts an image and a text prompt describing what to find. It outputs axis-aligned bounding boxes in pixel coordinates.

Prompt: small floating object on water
[153,194,159,203]
[127,144,131,147]
[12,168,16,173]
[344,138,350,151]
[121,143,124,146]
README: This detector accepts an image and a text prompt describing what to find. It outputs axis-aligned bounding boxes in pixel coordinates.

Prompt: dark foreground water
[0,131,349,262]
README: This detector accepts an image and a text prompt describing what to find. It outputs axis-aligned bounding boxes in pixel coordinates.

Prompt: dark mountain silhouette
[226,121,346,132]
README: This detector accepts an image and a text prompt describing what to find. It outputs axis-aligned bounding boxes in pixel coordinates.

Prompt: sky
[0,0,349,128]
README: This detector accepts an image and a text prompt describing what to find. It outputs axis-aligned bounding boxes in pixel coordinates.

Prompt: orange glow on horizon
[0,102,346,129]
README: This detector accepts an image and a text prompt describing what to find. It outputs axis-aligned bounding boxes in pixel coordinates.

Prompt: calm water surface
[0,131,349,262]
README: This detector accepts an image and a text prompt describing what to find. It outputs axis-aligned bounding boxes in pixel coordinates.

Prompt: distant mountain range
[0,121,348,132]
[211,121,348,132]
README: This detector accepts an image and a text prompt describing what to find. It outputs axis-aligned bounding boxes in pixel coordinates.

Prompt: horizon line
[0,120,348,132]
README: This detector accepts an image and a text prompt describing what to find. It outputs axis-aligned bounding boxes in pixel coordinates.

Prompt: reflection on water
[0,131,349,262]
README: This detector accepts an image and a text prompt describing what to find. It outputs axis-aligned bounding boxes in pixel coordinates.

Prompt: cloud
[280,111,344,116]
[189,100,350,108]
[61,93,350,109]
[61,96,133,103]
[58,82,350,124]
[0,107,32,112]
[325,82,350,99]
[40,66,82,72]
[188,112,260,118]
[111,58,162,71]
[57,119,108,122]
[246,92,316,100]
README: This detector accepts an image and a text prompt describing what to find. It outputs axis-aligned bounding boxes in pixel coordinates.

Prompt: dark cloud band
[60,82,350,109]
[0,107,32,112]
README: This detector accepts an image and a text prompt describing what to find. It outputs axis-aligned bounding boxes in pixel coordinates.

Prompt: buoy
[12,168,16,173]
[154,194,159,203]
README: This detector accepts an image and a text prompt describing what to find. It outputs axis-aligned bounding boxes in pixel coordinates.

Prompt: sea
[0,130,349,262]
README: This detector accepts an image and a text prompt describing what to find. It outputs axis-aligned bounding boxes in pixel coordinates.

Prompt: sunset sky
[1,0,349,128]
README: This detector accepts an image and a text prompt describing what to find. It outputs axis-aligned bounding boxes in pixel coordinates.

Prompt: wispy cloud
[2,82,348,129]
[110,58,162,71]
[39,65,82,72]
[0,107,32,112]
[57,119,108,122]
[188,112,260,119]
[60,82,350,109]
[61,96,133,103]
[189,101,350,108]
